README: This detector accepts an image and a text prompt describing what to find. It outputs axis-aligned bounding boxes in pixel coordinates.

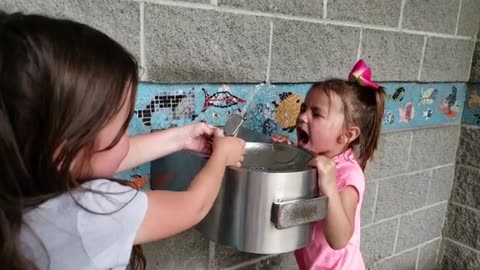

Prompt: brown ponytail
[356,86,385,169]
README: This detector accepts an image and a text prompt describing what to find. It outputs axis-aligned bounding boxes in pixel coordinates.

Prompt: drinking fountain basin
[150,127,328,254]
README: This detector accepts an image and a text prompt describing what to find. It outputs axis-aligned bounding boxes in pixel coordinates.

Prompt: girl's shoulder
[334,149,364,176]
[333,150,365,194]
[21,179,148,269]
[75,179,147,213]
[30,179,146,213]
[23,178,148,234]
[81,178,136,191]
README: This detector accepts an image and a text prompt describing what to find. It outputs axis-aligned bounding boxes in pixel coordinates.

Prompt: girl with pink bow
[273,59,386,270]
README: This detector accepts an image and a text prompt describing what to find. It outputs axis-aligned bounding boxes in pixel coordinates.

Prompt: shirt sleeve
[75,179,148,269]
[335,162,365,202]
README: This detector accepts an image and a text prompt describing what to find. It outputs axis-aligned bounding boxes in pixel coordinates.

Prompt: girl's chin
[298,141,313,151]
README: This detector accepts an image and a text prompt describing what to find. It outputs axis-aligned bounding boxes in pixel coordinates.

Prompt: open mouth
[297,128,310,148]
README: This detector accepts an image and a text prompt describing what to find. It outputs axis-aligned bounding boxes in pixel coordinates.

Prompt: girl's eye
[312,109,323,118]
[300,104,306,112]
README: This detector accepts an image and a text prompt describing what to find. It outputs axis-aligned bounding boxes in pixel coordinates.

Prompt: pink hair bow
[348,59,379,89]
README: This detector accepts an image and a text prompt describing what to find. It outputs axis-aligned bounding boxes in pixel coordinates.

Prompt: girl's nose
[297,111,308,124]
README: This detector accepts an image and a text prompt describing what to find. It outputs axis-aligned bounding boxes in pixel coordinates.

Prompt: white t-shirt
[20,179,148,270]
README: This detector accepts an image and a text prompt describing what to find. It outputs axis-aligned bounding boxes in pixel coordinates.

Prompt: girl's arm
[132,135,245,244]
[309,156,358,250]
[116,123,215,173]
[322,187,358,250]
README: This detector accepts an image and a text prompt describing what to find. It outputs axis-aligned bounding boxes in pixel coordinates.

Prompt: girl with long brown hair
[0,12,245,270]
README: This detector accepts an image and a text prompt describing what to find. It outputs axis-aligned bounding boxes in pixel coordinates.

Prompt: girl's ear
[339,126,361,144]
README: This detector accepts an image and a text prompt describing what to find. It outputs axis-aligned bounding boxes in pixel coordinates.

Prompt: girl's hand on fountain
[308,155,338,197]
[272,134,292,144]
[212,129,246,168]
[181,122,218,154]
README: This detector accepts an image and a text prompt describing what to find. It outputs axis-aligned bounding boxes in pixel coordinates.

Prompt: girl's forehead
[307,89,343,107]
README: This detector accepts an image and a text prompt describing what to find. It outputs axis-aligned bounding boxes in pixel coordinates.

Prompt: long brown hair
[0,12,144,269]
[310,79,386,170]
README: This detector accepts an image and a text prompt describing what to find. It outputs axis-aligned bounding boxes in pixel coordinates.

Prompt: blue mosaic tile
[237,84,306,142]
[382,83,465,131]
[120,81,467,183]
[462,84,480,125]
[133,83,196,129]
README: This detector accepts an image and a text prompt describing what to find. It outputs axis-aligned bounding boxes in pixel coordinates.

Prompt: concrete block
[470,42,480,82]
[375,171,430,221]
[396,203,447,252]
[144,4,270,82]
[361,30,424,81]
[143,229,209,270]
[328,0,401,27]
[361,219,398,264]
[270,20,359,82]
[457,126,480,169]
[213,244,266,269]
[427,165,455,204]
[457,0,480,37]
[364,131,411,180]
[443,203,480,250]
[369,249,418,270]
[418,239,441,270]
[218,0,323,17]
[0,0,140,60]
[403,0,459,34]
[441,240,480,270]
[450,165,480,210]
[408,126,459,171]
[420,38,474,82]
[235,253,297,270]
[172,0,209,3]
[361,181,377,225]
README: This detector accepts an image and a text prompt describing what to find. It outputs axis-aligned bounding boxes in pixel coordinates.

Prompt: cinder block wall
[441,125,480,270]
[440,25,480,270]
[2,1,479,269]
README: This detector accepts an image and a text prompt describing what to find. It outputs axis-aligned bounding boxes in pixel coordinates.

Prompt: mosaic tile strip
[462,84,480,125]
[134,89,195,127]
[118,82,466,181]
[131,82,466,136]
[382,83,465,131]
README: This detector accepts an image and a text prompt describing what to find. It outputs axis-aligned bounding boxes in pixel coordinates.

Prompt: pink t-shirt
[295,149,365,270]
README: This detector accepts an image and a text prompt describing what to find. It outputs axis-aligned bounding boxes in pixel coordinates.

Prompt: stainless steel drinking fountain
[150,127,328,254]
